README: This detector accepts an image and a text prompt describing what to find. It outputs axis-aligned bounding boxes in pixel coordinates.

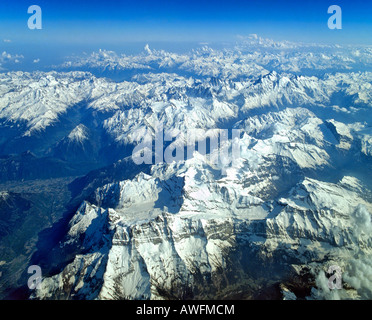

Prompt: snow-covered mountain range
[0,37,371,300]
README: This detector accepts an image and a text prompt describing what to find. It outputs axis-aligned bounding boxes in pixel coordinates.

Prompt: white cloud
[0,51,24,69]
[311,270,350,300]
[33,59,40,63]
[311,205,372,300]
[3,39,11,43]
[313,255,372,300]
[343,256,372,299]
[2,51,11,59]
[352,204,372,237]
[1,51,24,62]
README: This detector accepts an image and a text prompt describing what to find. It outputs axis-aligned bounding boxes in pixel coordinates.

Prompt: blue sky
[0,0,371,49]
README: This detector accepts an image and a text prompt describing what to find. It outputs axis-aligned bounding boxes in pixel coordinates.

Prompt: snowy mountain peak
[144,44,152,55]
[68,124,89,143]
